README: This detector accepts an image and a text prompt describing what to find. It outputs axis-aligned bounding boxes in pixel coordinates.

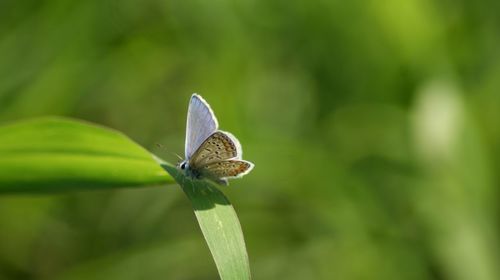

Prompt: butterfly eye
[180,162,186,170]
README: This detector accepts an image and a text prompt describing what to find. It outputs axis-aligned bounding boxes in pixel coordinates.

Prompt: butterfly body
[179,94,254,185]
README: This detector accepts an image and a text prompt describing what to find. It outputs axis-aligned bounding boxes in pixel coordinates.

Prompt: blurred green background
[1,0,500,279]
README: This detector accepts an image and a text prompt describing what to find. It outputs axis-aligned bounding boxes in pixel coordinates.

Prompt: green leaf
[0,117,173,193]
[161,162,251,280]
[0,117,251,279]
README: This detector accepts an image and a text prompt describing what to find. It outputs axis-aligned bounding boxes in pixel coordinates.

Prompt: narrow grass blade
[161,162,251,280]
[0,117,173,193]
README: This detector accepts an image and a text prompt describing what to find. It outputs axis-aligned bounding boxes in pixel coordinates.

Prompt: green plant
[0,117,251,280]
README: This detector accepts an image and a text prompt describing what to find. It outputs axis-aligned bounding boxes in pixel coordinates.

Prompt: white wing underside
[219,130,243,159]
[188,130,243,168]
[185,94,219,159]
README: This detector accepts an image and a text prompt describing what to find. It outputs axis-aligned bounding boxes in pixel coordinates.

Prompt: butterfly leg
[189,179,196,193]
[217,178,228,186]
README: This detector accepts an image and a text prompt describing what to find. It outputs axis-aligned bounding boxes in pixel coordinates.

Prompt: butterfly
[178,94,254,185]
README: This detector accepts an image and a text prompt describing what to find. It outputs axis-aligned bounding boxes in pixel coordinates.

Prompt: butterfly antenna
[155,143,183,161]
[173,152,183,161]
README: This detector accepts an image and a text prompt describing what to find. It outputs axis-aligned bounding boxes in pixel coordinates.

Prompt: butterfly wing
[199,160,254,180]
[184,94,254,184]
[189,131,242,168]
[185,94,219,159]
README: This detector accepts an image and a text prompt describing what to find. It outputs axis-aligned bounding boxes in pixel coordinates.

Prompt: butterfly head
[178,160,188,171]
[180,161,186,169]
[178,159,200,179]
